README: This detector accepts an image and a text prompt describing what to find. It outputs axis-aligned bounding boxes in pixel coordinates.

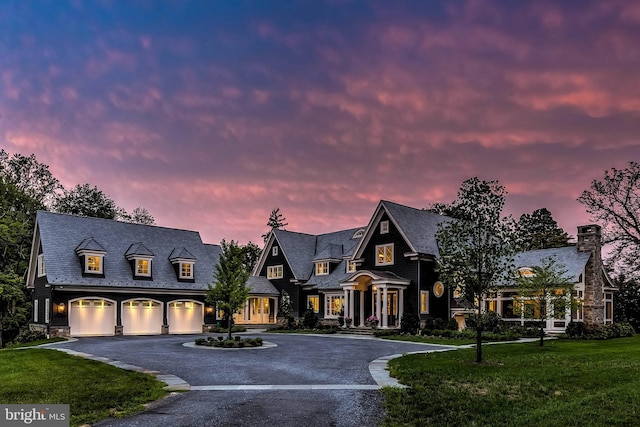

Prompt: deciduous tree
[0,150,61,207]
[578,162,640,279]
[53,183,121,219]
[0,272,30,348]
[436,178,516,363]
[514,257,574,346]
[206,240,250,340]
[515,208,570,251]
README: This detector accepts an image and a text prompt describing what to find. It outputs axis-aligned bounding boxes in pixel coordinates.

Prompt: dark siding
[32,275,52,325]
[258,241,303,317]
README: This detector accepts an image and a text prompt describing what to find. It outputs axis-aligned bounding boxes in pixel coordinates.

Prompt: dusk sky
[1,0,639,245]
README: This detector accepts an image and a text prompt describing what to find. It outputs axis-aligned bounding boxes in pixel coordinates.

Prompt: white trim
[34,299,39,322]
[315,261,329,275]
[179,261,194,279]
[267,265,284,279]
[380,220,389,234]
[324,293,344,318]
[37,254,46,277]
[420,291,429,314]
[346,261,356,273]
[45,297,50,323]
[375,243,394,266]
[272,246,278,256]
[84,253,104,274]
[135,258,152,277]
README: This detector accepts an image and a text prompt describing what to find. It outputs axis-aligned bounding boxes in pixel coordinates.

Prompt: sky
[1,0,639,245]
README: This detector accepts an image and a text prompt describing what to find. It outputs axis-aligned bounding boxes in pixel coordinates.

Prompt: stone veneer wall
[576,225,605,324]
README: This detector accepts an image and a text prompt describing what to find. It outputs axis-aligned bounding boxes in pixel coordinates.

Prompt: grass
[266,328,339,334]
[0,348,168,427]
[380,335,477,346]
[382,336,640,427]
[6,337,68,348]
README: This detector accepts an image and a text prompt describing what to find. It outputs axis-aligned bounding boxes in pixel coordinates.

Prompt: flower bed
[195,336,263,348]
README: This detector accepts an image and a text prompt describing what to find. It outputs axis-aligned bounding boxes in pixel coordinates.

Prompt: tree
[613,275,640,332]
[515,208,570,251]
[121,207,155,225]
[206,240,250,340]
[53,183,121,219]
[0,272,30,348]
[514,257,574,346]
[578,162,640,279]
[262,208,288,243]
[0,150,61,208]
[240,242,261,273]
[436,178,516,363]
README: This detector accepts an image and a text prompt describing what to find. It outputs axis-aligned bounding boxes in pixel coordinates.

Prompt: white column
[376,287,381,322]
[260,298,265,324]
[398,288,404,328]
[272,298,278,324]
[359,291,365,327]
[382,287,389,328]
[343,288,349,318]
[349,288,355,327]
[244,300,250,322]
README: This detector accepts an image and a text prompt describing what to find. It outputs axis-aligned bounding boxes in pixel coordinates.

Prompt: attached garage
[168,300,203,334]
[69,298,116,336]
[122,299,163,335]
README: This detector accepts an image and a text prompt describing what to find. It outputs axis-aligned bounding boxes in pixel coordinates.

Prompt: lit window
[37,254,46,277]
[272,246,278,256]
[420,291,429,314]
[307,296,320,313]
[136,259,151,276]
[316,262,329,275]
[86,255,103,274]
[180,262,193,279]
[324,294,344,318]
[380,220,389,234]
[267,265,283,279]
[433,281,445,298]
[375,244,394,266]
[518,268,534,277]
[346,261,356,273]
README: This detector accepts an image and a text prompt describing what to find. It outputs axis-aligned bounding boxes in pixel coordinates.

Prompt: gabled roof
[169,247,197,261]
[124,242,154,258]
[75,237,106,253]
[272,229,317,281]
[313,243,343,262]
[514,246,591,283]
[247,276,279,295]
[34,211,217,291]
[353,200,452,259]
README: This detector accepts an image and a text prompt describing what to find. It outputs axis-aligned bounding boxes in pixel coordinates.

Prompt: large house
[27,201,615,337]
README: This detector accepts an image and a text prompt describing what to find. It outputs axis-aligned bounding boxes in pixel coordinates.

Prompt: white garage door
[168,301,203,334]
[122,300,163,335]
[69,299,116,337]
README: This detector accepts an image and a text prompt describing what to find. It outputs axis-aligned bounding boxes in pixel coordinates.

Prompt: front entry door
[387,291,397,327]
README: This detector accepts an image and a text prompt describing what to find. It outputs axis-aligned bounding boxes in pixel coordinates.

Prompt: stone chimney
[576,225,604,324]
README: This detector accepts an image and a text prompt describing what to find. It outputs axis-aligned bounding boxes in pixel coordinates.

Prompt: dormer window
[316,262,329,275]
[380,220,389,234]
[272,246,279,256]
[180,262,194,279]
[125,243,155,279]
[136,259,151,277]
[518,267,534,278]
[37,254,46,277]
[85,254,104,274]
[346,261,356,273]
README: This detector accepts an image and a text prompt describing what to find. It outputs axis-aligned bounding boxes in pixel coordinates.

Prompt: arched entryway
[340,271,409,328]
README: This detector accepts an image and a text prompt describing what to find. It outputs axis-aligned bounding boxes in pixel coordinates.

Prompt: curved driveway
[52,333,449,426]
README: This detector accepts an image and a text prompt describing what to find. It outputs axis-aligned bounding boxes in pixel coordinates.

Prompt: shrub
[217,336,224,341]
[195,338,207,346]
[234,336,240,341]
[255,337,263,344]
[566,322,636,340]
[237,341,245,348]
[612,322,636,337]
[400,312,420,335]
[565,321,588,338]
[373,329,397,337]
[11,329,46,345]
[210,325,247,333]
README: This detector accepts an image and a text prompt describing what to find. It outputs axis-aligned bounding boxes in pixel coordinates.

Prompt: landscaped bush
[400,312,420,334]
[465,311,504,333]
[10,329,46,345]
[303,304,319,329]
[373,329,399,337]
[565,321,636,339]
[209,325,247,333]
[194,336,264,348]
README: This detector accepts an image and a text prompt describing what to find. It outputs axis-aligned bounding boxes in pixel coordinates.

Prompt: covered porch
[340,270,409,328]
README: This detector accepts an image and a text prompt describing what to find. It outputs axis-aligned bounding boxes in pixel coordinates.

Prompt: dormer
[75,237,107,275]
[125,242,155,279]
[169,247,197,281]
[313,244,343,276]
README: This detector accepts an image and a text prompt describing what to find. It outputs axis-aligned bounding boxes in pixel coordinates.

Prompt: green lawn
[380,335,476,346]
[383,336,640,427]
[0,348,168,427]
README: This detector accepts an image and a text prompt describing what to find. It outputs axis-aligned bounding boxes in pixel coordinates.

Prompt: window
[518,267,534,277]
[45,298,50,323]
[352,229,365,239]
[34,299,38,322]
[180,262,194,279]
[267,265,283,279]
[272,246,278,256]
[380,220,389,234]
[572,290,584,321]
[420,291,429,314]
[375,244,394,266]
[324,294,344,318]
[316,262,329,275]
[136,259,151,277]
[85,255,103,274]
[346,261,356,273]
[307,296,320,313]
[433,281,445,298]
[605,292,613,325]
[37,254,46,277]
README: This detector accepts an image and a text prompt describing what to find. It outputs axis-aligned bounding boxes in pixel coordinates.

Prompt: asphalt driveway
[51,333,448,426]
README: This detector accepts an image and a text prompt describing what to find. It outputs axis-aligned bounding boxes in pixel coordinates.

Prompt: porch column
[260,298,265,324]
[244,300,250,322]
[376,287,381,323]
[398,288,404,328]
[359,291,365,327]
[382,286,389,328]
[343,288,349,318]
[349,288,355,328]
[273,297,278,324]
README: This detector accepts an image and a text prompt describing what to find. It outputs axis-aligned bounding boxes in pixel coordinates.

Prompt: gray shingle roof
[247,276,279,295]
[124,242,154,258]
[514,246,590,282]
[382,200,453,256]
[37,211,218,291]
[75,237,106,253]
[169,247,197,261]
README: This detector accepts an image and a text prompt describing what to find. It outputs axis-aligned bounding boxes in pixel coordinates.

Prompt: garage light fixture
[57,302,65,314]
